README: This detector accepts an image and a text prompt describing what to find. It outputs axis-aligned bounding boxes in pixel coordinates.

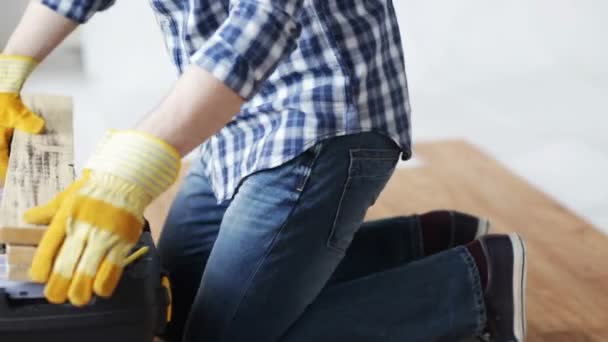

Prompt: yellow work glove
[0,55,45,133]
[23,170,91,225]
[0,55,46,184]
[25,130,181,306]
[0,127,13,184]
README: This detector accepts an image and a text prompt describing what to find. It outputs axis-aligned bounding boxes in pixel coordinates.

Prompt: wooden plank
[0,264,29,282]
[148,140,608,342]
[0,94,75,246]
[0,245,35,281]
[4,245,36,265]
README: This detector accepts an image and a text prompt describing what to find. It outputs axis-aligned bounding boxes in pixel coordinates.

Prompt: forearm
[136,65,245,156]
[3,1,79,60]
[142,0,305,155]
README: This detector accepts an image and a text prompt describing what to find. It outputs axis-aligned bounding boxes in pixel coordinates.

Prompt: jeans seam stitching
[350,157,401,160]
[347,175,394,179]
[225,145,322,331]
[296,144,322,191]
[415,216,424,259]
[326,151,355,253]
[459,247,488,335]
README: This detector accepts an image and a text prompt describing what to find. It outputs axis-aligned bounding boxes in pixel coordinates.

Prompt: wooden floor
[146,140,608,342]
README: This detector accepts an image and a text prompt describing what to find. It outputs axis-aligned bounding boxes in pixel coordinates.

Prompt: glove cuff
[86,130,181,199]
[0,55,38,93]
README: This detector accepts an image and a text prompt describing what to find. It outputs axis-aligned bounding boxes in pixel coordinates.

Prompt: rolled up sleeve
[190,0,304,100]
[40,0,116,23]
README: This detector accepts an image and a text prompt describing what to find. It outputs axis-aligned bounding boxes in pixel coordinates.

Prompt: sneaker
[449,211,491,243]
[419,210,491,255]
[479,233,527,342]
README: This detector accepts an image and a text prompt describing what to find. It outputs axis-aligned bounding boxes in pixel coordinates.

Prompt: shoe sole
[475,218,491,239]
[509,233,527,342]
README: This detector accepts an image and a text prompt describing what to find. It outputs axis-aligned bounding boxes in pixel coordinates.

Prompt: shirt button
[288,23,299,35]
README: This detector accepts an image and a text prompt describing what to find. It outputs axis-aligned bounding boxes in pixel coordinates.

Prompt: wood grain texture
[148,140,608,342]
[0,94,75,246]
[0,264,29,282]
[4,245,36,265]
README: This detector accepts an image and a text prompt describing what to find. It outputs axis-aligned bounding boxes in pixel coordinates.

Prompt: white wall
[392,0,608,88]
[0,1,28,47]
[389,0,608,158]
[80,0,176,88]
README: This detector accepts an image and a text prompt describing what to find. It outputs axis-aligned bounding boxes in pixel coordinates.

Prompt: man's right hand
[0,54,46,184]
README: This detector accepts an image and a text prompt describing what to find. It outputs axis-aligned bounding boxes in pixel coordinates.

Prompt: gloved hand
[0,54,46,184]
[23,169,91,225]
[25,130,181,306]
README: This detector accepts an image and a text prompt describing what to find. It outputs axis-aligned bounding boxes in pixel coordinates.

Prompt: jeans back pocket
[327,148,400,252]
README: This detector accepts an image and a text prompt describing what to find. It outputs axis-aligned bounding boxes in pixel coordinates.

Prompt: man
[0,1,527,341]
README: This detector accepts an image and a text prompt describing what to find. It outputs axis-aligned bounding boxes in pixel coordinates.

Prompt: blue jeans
[158,132,486,342]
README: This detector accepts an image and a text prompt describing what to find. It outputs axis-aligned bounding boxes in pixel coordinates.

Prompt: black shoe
[419,210,490,255]
[479,233,527,342]
[449,211,491,244]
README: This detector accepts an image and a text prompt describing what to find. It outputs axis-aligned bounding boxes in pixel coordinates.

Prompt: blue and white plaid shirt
[42,0,412,202]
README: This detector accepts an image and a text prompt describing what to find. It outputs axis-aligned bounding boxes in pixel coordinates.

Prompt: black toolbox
[0,223,170,342]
